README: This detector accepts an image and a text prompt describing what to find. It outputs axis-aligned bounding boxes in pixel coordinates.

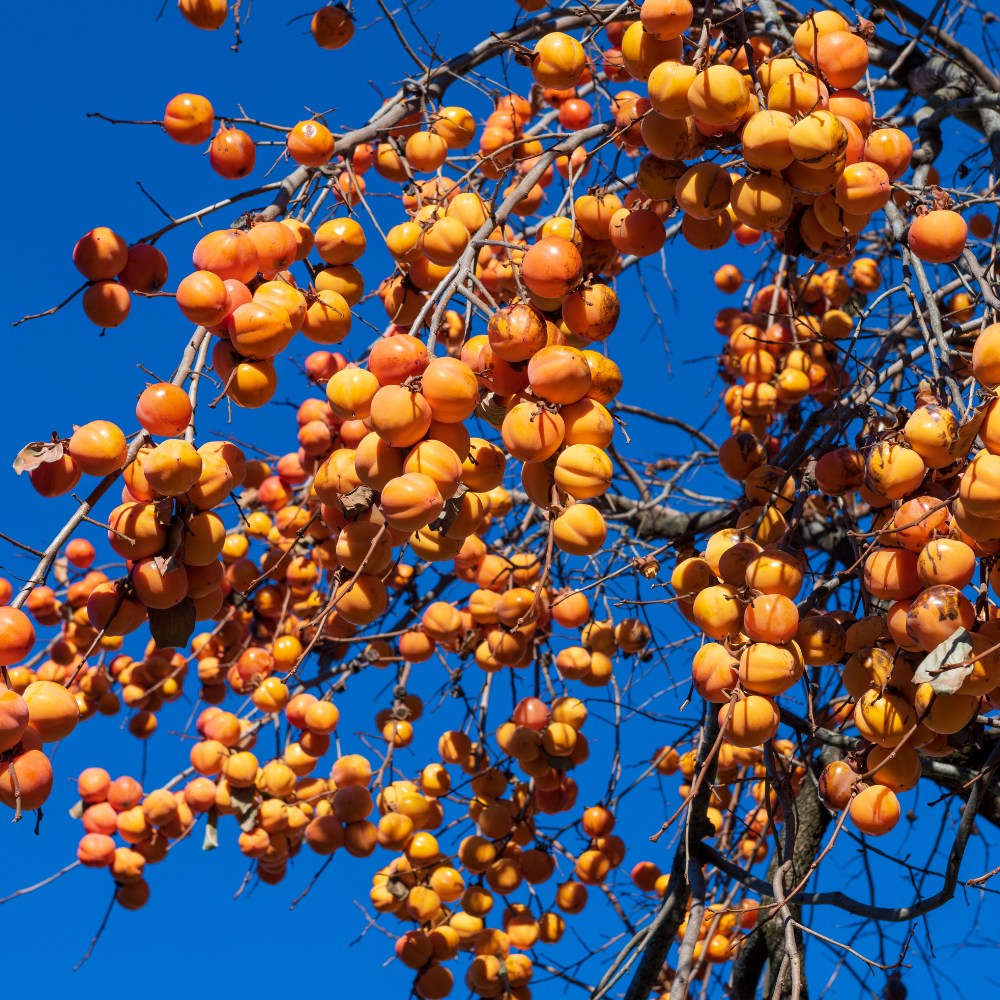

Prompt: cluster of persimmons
[3,0,1000,992]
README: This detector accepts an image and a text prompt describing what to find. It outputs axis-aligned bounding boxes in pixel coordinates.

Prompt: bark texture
[731,779,832,1000]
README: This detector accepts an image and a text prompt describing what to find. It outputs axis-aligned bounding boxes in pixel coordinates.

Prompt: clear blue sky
[1,2,996,998]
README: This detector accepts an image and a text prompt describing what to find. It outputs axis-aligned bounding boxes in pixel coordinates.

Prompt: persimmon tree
[3,1,1000,998]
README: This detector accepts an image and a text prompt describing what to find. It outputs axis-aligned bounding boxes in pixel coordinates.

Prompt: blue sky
[1,2,998,997]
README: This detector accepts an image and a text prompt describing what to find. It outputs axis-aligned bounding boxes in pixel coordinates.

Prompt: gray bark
[731,779,832,1000]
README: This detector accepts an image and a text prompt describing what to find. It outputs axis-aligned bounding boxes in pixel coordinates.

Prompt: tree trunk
[731,777,832,1000]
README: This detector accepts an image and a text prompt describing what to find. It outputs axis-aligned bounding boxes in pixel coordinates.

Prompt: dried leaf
[853,15,876,40]
[387,875,409,899]
[912,628,974,695]
[949,402,990,460]
[152,499,175,527]
[229,784,256,810]
[13,439,63,475]
[543,750,571,771]
[429,484,469,537]
[475,393,506,429]
[202,807,219,851]
[235,802,260,833]
[68,799,85,819]
[339,485,376,520]
[53,557,70,587]
[153,516,186,576]
[147,598,196,649]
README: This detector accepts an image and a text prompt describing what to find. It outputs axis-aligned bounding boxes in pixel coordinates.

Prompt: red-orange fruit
[521,237,583,298]
[723,693,780,748]
[176,270,231,327]
[87,582,147,636]
[640,0,694,39]
[905,584,974,652]
[849,785,899,836]
[132,558,189,610]
[82,281,131,328]
[863,548,921,601]
[247,222,299,274]
[461,336,530,395]
[829,88,873,135]
[73,228,128,281]
[78,832,117,868]
[117,243,169,294]
[907,210,968,265]
[0,689,28,752]
[813,30,869,89]
[609,208,666,256]
[528,345,592,404]
[814,447,865,495]
[691,643,738,703]
[116,879,150,910]
[421,358,479,423]
[69,420,128,477]
[163,93,214,145]
[286,119,337,167]
[893,495,949,553]
[863,128,912,181]
[488,303,548,362]
[29,454,81,498]
[107,775,144,811]
[818,760,855,810]
[312,4,354,48]
[739,641,802,696]
[0,748,53,811]
[192,229,259,284]
[742,594,799,644]
[229,301,294,359]
[209,126,256,179]
[917,538,975,589]
[369,334,428,385]
[135,382,191,437]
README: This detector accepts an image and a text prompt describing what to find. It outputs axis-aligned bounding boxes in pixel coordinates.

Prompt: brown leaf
[853,15,876,40]
[147,598,196,649]
[949,401,990,460]
[429,484,469,537]
[475,393,506,429]
[13,439,64,475]
[340,485,376,520]
[53,557,70,587]
[152,499,175,526]
[912,628,974,695]
[154,517,186,577]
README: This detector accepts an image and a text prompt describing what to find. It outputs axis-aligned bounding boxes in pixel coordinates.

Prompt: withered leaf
[853,15,876,40]
[68,799,85,819]
[475,393,506,429]
[152,499,175,527]
[429,484,469,537]
[147,598,196,648]
[53,556,70,587]
[153,516,186,576]
[229,785,260,832]
[339,485,376,520]
[912,628,974,695]
[202,808,219,851]
[949,401,990,460]
[387,875,409,899]
[13,439,64,475]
